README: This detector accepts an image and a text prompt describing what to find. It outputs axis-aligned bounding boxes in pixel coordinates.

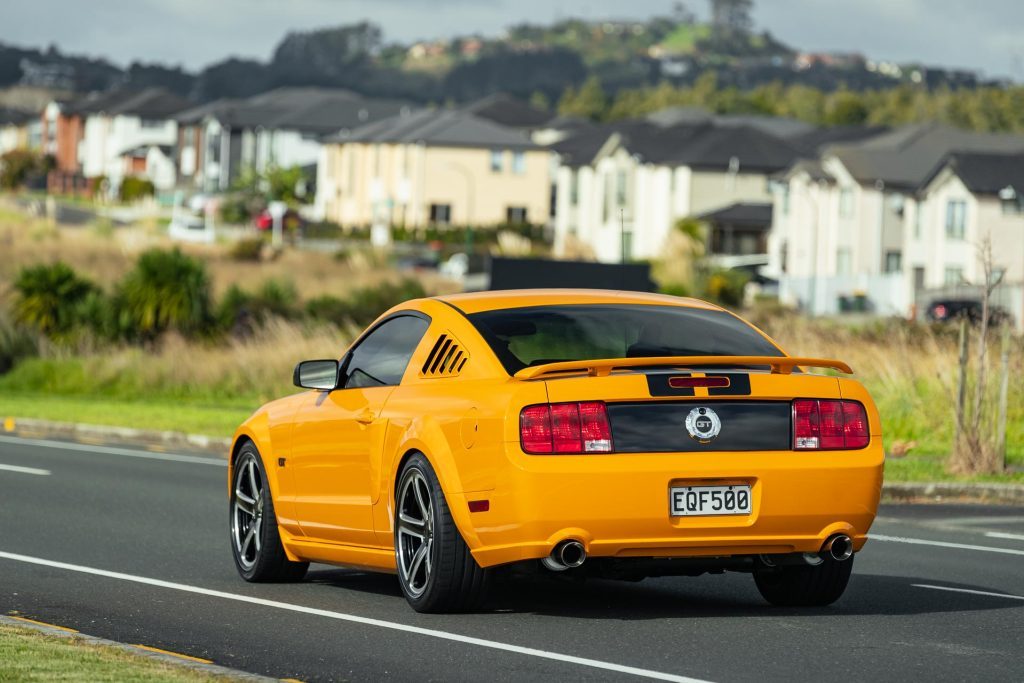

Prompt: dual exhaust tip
[541,540,587,571]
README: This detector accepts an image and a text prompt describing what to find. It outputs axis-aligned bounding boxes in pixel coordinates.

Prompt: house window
[490,150,503,172]
[946,200,966,239]
[616,170,628,207]
[781,185,790,216]
[839,187,855,218]
[913,203,923,240]
[944,266,964,285]
[1001,195,1023,215]
[569,173,579,206]
[511,151,525,175]
[836,248,852,275]
[884,250,902,273]
[506,206,528,224]
[429,203,451,225]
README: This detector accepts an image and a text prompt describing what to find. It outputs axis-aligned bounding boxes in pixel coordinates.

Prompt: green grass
[0,393,252,438]
[0,622,231,682]
[884,452,1024,484]
[659,24,711,53]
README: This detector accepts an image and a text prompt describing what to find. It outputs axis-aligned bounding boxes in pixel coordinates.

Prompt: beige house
[318,109,550,228]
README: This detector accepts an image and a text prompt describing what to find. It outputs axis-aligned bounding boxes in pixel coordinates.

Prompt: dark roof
[830,122,1024,190]
[329,109,539,149]
[464,94,555,129]
[174,88,406,134]
[922,151,1024,195]
[0,107,35,125]
[629,123,804,173]
[120,143,174,158]
[67,88,192,118]
[792,125,889,155]
[646,107,814,139]
[696,202,774,228]
[548,119,651,167]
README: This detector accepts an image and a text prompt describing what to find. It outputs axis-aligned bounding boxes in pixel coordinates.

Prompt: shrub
[12,262,97,338]
[229,237,266,262]
[219,194,263,225]
[306,278,426,327]
[0,150,48,190]
[217,279,300,335]
[702,267,749,308]
[119,176,155,202]
[116,248,213,340]
[0,313,38,374]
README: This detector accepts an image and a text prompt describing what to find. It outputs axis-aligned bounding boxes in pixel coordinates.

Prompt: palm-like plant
[117,248,213,340]
[12,262,96,337]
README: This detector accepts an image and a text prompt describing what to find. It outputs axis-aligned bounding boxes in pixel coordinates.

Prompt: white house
[78,88,191,193]
[551,120,802,263]
[768,123,1024,317]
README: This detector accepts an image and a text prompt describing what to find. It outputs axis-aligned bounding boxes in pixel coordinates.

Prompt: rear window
[468,304,782,374]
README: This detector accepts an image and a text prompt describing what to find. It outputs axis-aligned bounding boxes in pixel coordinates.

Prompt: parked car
[925,299,1011,326]
[228,290,882,613]
[254,208,303,232]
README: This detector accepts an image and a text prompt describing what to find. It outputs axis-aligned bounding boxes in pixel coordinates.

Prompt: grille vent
[421,333,468,377]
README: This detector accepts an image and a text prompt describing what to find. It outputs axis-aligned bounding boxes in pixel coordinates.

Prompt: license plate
[670,485,752,516]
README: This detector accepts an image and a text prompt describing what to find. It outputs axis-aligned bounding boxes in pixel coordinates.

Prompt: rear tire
[395,453,490,613]
[753,555,853,607]
[230,443,309,583]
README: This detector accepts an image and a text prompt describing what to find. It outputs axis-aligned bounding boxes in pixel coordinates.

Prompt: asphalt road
[1,435,1022,682]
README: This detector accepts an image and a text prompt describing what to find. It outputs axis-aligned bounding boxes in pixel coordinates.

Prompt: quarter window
[343,316,430,389]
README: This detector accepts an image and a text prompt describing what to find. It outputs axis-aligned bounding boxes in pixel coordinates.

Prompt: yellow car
[229,289,883,612]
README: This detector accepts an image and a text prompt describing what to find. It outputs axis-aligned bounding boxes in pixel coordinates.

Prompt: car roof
[435,289,724,315]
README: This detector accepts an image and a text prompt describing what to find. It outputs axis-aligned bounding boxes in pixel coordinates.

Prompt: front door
[289,314,430,547]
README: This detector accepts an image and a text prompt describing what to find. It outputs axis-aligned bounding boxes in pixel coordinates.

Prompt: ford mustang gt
[229,289,883,612]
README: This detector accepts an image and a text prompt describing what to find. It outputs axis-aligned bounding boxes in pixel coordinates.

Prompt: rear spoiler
[513,355,853,380]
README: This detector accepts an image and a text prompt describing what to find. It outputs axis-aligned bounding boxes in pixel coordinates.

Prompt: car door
[289,314,430,547]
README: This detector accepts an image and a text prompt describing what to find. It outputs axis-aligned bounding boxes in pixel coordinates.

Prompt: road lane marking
[0,551,709,683]
[871,534,1024,556]
[133,644,214,664]
[913,584,1024,601]
[985,531,1024,542]
[0,435,225,467]
[0,463,50,476]
[8,615,78,632]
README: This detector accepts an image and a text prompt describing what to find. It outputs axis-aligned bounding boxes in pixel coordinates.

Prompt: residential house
[551,119,803,263]
[0,108,34,154]
[318,108,549,228]
[76,88,192,193]
[176,88,408,194]
[767,122,1024,316]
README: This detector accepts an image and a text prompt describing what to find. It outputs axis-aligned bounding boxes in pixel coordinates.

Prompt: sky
[2,0,1022,80]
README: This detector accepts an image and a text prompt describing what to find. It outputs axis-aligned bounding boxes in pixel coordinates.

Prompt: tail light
[520,402,613,454]
[793,399,869,450]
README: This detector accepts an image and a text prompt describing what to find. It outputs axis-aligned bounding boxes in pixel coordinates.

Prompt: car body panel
[231,289,884,573]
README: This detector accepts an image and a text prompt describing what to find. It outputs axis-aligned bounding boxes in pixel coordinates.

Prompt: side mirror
[293,359,340,390]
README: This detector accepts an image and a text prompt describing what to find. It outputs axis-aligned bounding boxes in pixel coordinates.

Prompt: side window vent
[421,333,468,377]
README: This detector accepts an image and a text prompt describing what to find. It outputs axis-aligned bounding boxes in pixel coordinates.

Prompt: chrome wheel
[397,470,433,598]
[232,454,264,571]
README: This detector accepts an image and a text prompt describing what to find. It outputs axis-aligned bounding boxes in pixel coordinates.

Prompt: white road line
[0,551,710,683]
[913,584,1024,601]
[0,463,50,476]
[0,435,225,467]
[985,531,1024,542]
[872,534,1024,556]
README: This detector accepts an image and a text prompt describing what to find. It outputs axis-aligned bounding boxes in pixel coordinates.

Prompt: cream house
[318,109,550,228]
[551,121,801,263]
[768,123,1024,316]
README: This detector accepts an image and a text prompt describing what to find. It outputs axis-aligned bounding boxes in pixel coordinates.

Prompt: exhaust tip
[823,534,853,562]
[559,541,586,568]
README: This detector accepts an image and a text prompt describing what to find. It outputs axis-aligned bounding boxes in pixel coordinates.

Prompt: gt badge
[685,407,721,443]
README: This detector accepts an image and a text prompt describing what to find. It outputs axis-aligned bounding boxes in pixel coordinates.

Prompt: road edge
[4,416,1023,505]
[0,614,281,682]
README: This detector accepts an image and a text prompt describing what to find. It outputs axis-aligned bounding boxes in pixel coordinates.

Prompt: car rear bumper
[456,444,884,568]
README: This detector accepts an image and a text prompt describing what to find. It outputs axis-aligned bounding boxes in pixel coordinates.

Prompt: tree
[557,76,608,120]
[12,262,96,338]
[824,91,869,126]
[710,0,754,35]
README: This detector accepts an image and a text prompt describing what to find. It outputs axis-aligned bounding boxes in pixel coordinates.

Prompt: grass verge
[0,622,231,682]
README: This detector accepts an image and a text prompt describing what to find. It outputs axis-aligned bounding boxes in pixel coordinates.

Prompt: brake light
[793,399,869,450]
[520,402,613,454]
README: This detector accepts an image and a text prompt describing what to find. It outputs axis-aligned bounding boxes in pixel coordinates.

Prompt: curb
[2,417,230,458]
[0,614,281,682]
[881,482,1024,506]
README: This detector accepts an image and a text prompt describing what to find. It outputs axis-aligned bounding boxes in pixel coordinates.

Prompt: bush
[306,278,426,327]
[12,262,97,338]
[0,313,38,374]
[115,248,213,340]
[219,194,263,225]
[0,150,47,190]
[119,176,155,202]
[702,267,749,308]
[229,237,266,262]
[217,279,300,334]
